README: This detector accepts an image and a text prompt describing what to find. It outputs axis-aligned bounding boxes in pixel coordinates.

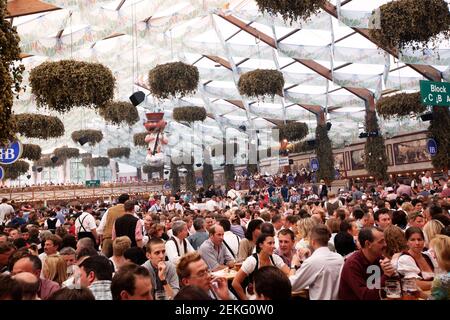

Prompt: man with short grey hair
[187,218,209,250]
[165,220,194,265]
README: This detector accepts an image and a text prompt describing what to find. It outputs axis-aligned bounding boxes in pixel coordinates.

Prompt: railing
[0,182,163,202]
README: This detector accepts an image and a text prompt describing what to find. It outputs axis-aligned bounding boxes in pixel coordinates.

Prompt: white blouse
[396,253,434,280]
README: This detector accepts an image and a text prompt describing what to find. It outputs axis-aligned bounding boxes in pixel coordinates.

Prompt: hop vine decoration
[3,160,29,180]
[99,101,140,126]
[172,107,207,123]
[0,0,25,146]
[71,130,103,146]
[277,122,309,142]
[364,111,388,180]
[255,0,326,25]
[148,62,199,99]
[428,107,450,170]
[224,164,236,189]
[133,132,147,147]
[53,147,80,160]
[370,0,450,52]
[288,141,315,153]
[170,160,180,194]
[315,124,334,182]
[82,157,110,167]
[35,156,63,168]
[21,144,42,161]
[29,60,115,113]
[376,92,425,119]
[238,69,284,99]
[13,113,65,139]
[107,147,131,159]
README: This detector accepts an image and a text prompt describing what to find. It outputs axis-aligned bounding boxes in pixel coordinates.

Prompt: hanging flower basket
[238,69,284,99]
[172,106,207,123]
[148,62,199,99]
[21,144,42,161]
[255,0,325,25]
[277,122,308,141]
[80,152,92,159]
[288,141,315,154]
[134,132,147,147]
[29,60,115,113]
[35,156,63,168]
[370,0,450,51]
[71,130,103,146]
[0,0,24,147]
[211,143,239,157]
[99,101,140,126]
[3,160,29,180]
[13,113,65,139]
[53,147,80,160]
[376,92,426,119]
[107,147,131,159]
[82,157,110,167]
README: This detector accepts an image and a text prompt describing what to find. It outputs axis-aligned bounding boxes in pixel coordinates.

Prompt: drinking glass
[155,290,167,300]
[384,280,402,300]
[401,278,419,300]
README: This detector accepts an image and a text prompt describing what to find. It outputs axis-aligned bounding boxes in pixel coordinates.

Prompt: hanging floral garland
[82,157,110,167]
[148,62,199,99]
[13,113,65,139]
[53,147,80,160]
[99,101,140,126]
[376,92,426,119]
[255,0,325,24]
[21,144,42,161]
[370,0,450,51]
[133,132,147,147]
[29,60,115,113]
[277,122,309,142]
[107,147,131,159]
[71,130,103,146]
[238,69,284,99]
[172,106,207,123]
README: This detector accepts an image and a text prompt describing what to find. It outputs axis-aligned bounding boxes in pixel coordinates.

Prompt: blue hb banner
[196,177,203,186]
[310,158,319,171]
[426,138,438,156]
[0,140,23,165]
[163,181,171,190]
[0,166,4,181]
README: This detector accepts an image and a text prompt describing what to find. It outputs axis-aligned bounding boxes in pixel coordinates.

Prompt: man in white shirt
[205,196,219,212]
[290,224,344,300]
[38,234,62,263]
[165,221,194,265]
[217,219,240,260]
[165,197,177,212]
[0,198,14,225]
[75,204,98,247]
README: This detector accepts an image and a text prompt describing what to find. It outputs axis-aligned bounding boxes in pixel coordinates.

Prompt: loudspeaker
[164,171,169,174]
[26,175,31,179]
[51,156,59,163]
[195,163,202,167]
[37,167,43,173]
[129,91,145,107]
[78,136,89,146]
[238,125,246,132]
[359,132,369,138]
[289,159,294,165]
[420,112,433,122]
[326,122,332,131]
[306,139,316,147]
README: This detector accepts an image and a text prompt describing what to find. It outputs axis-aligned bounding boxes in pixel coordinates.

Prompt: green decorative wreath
[29,60,115,113]
[3,160,29,180]
[53,147,80,160]
[172,106,206,123]
[133,132,147,147]
[255,0,325,25]
[277,122,308,141]
[71,130,103,146]
[238,69,284,99]
[107,147,130,159]
[376,92,426,119]
[0,0,24,146]
[370,0,450,51]
[21,144,42,161]
[13,113,65,139]
[148,62,199,99]
[82,157,110,167]
[99,101,140,126]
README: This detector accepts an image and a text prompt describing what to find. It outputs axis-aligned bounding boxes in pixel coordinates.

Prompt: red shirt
[338,250,387,300]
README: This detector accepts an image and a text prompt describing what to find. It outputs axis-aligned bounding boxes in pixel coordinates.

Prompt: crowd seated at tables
[0,170,449,300]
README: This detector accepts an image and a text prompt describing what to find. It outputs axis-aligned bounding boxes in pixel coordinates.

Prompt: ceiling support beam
[6,0,61,18]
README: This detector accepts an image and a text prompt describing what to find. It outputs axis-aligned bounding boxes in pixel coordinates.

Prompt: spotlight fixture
[195,163,202,167]
[129,91,145,107]
[238,125,247,132]
[37,167,43,173]
[26,175,31,179]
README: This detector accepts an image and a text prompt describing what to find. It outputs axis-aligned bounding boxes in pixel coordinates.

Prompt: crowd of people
[0,170,449,300]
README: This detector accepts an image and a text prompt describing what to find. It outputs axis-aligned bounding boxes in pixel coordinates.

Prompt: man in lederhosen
[75,204,98,250]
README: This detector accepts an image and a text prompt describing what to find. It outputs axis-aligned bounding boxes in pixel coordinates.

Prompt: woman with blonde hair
[428,235,450,300]
[42,254,67,286]
[401,202,415,215]
[110,236,131,272]
[295,217,319,250]
[423,219,445,248]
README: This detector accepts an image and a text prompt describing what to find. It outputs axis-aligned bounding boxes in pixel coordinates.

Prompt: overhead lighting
[326,122,332,131]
